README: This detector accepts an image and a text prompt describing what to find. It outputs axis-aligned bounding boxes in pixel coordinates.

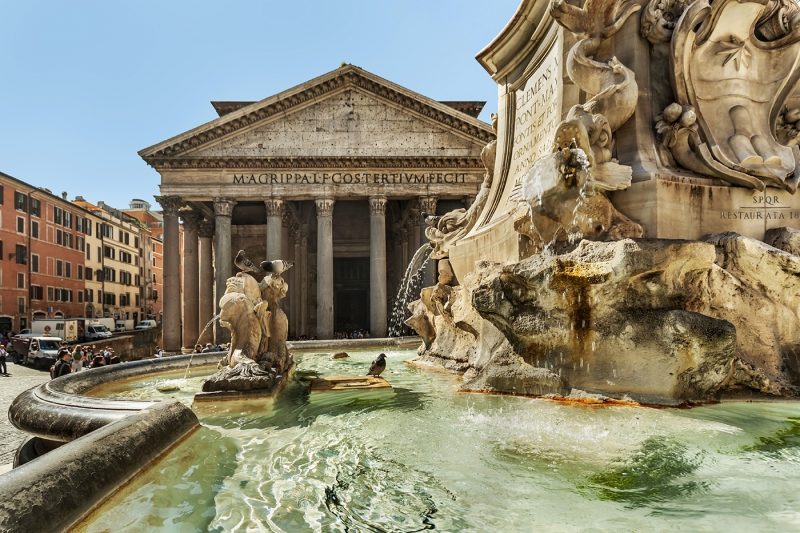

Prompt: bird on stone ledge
[367,353,387,377]
[261,259,294,276]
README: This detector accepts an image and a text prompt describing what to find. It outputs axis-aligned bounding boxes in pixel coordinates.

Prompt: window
[0,184,4,204]
[48,287,54,301]
[85,268,92,281]
[103,245,115,259]
[16,217,24,234]
[63,212,72,229]
[56,260,63,277]
[96,269,104,282]
[15,244,26,265]
[31,254,39,273]
[78,291,83,303]
[54,206,62,225]
[0,240,3,260]
[17,297,25,314]
[17,272,24,289]
[56,229,62,246]
[134,237,139,248]
[31,220,39,239]
[30,285,43,300]
[65,262,71,278]
[86,245,91,261]
[14,192,27,212]
[77,265,83,279]
[30,198,40,217]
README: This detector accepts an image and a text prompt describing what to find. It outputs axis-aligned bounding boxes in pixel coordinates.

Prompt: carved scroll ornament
[663,0,800,192]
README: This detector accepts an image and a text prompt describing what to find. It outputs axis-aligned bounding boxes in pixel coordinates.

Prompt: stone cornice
[139,65,494,163]
[147,156,486,170]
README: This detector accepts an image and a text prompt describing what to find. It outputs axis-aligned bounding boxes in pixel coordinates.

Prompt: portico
[141,65,494,347]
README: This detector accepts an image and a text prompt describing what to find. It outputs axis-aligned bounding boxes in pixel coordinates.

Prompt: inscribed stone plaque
[507,38,563,202]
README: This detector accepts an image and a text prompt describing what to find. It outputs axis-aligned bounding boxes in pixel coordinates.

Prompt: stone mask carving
[662,0,800,192]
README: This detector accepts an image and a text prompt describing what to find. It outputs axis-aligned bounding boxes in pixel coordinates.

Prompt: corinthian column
[264,198,284,261]
[369,196,388,337]
[156,195,183,352]
[213,197,236,344]
[419,196,438,287]
[315,197,334,339]
[198,219,215,344]
[181,211,201,349]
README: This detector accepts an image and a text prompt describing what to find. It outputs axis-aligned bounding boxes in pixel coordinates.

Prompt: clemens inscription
[231,171,468,185]
[508,38,563,201]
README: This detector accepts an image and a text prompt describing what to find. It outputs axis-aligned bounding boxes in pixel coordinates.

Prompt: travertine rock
[764,226,800,256]
[408,236,800,403]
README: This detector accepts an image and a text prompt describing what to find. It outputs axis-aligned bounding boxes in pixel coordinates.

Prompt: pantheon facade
[140,65,494,350]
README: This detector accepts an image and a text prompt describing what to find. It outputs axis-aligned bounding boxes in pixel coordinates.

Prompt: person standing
[0,344,8,375]
[52,350,72,379]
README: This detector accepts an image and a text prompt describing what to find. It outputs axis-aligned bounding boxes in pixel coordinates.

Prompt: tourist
[193,344,203,353]
[201,343,214,353]
[90,355,105,368]
[154,346,164,358]
[0,344,7,376]
[103,348,112,365]
[71,347,84,373]
[51,350,72,379]
[109,355,121,365]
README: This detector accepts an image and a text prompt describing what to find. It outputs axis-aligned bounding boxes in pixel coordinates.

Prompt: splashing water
[183,313,221,381]
[388,244,432,337]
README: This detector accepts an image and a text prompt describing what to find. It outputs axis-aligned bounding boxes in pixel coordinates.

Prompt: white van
[85,323,113,340]
[134,320,157,330]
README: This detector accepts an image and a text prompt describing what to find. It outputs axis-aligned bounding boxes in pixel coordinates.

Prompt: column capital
[198,219,215,239]
[264,198,284,217]
[155,195,183,215]
[180,211,203,231]
[315,197,335,218]
[369,196,388,216]
[213,197,236,217]
[419,196,438,217]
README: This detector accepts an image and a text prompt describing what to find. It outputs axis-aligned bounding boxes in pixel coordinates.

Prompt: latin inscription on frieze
[231,171,468,185]
[508,39,563,201]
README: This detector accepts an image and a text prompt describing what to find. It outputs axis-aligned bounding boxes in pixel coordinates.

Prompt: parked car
[134,320,157,330]
[11,335,63,369]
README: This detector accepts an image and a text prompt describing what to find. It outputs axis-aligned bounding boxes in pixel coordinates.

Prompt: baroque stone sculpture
[658,0,800,191]
[201,251,293,393]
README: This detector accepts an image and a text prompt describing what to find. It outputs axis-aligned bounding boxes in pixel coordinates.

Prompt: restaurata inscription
[232,172,468,185]
[720,194,800,220]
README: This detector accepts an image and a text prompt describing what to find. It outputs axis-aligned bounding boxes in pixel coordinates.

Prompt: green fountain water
[77,349,800,532]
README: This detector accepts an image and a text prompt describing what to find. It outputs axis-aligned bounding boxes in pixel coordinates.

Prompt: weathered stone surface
[765,226,800,256]
[0,401,198,533]
[410,235,800,403]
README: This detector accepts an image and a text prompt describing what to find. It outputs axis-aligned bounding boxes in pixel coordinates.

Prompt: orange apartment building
[124,199,166,322]
[0,172,89,333]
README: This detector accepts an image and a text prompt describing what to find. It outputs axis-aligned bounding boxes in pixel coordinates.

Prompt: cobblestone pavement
[0,362,50,467]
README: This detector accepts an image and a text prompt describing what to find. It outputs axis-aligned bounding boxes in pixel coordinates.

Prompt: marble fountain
[3,0,800,530]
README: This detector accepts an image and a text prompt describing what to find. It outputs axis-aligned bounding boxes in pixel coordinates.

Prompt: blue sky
[1,1,519,209]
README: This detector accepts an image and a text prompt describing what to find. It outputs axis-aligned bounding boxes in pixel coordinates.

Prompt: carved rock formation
[407,236,800,403]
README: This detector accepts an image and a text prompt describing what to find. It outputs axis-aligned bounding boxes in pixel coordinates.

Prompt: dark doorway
[334,257,370,335]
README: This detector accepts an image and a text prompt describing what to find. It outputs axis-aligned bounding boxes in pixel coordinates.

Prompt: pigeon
[367,353,387,377]
[234,250,262,275]
[261,259,294,275]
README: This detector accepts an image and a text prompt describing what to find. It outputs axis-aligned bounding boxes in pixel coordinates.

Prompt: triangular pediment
[139,65,494,167]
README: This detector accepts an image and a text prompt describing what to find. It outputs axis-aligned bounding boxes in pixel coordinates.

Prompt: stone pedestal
[612,174,800,241]
[156,196,183,352]
[369,196,388,337]
[316,198,334,339]
[213,198,236,344]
